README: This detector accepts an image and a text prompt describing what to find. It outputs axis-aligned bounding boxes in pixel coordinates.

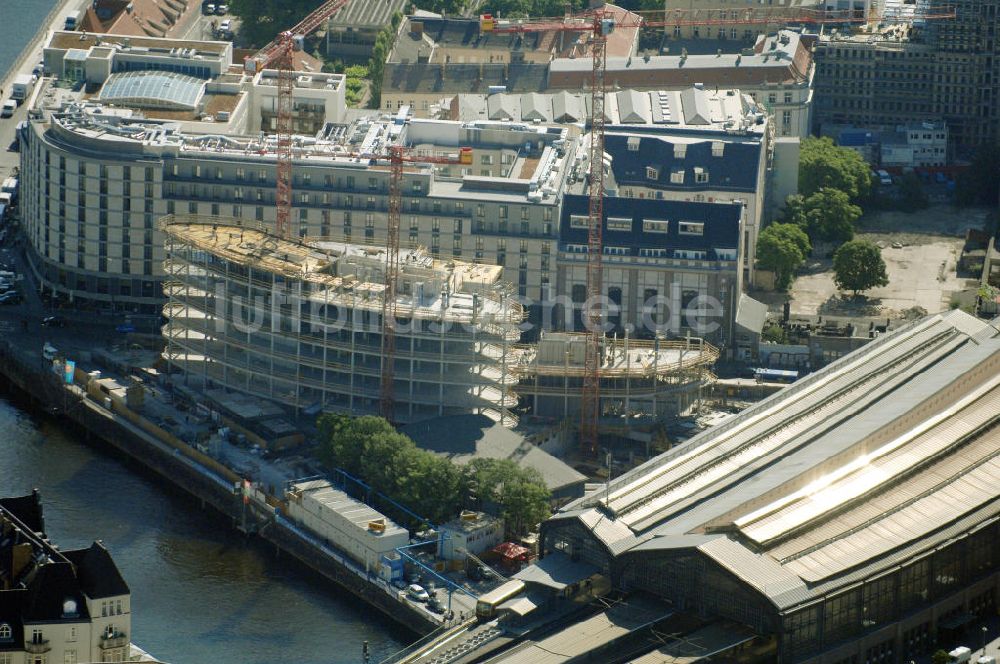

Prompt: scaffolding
[160,216,522,425]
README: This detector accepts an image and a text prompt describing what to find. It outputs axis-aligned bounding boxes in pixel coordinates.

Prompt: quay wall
[0,339,438,637]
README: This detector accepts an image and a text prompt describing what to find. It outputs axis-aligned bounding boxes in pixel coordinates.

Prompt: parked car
[42,315,67,327]
[216,4,229,14]
[203,3,216,15]
[1,100,16,119]
[427,596,446,614]
[406,584,429,603]
[0,291,22,304]
[219,19,232,33]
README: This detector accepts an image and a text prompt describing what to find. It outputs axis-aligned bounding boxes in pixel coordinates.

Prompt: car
[216,4,229,14]
[891,242,903,249]
[427,596,446,614]
[219,19,232,33]
[0,291,22,304]
[203,3,216,15]
[1,100,15,119]
[42,315,66,327]
[406,584,429,603]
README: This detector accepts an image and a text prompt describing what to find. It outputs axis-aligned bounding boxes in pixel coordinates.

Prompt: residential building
[814,0,1000,151]
[540,309,1000,662]
[0,491,133,664]
[650,0,830,40]
[547,31,816,140]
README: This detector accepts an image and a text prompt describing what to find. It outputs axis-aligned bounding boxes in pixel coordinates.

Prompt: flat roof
[293,479,408,538]
[48,31,230,55]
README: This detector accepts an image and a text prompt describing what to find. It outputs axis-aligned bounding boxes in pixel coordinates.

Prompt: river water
[0,5,408,663]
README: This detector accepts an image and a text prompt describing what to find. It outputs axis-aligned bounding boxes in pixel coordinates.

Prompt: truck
[64,10,81,30]
[10,75,34,105]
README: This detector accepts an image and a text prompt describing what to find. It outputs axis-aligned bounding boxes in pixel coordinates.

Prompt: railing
[23,640,51,654]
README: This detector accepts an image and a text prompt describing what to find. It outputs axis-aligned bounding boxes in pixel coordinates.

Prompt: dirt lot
[759,205,992,320]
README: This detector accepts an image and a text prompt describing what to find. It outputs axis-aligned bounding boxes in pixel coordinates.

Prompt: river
[0,4,408,663]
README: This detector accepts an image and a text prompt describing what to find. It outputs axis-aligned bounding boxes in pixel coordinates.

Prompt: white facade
[881,123,949,168]
[286,480,410,572]
[439,511,504,560]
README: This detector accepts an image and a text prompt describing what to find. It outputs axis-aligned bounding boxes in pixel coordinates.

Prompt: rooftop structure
[0,492,133,664]
[539,310,1000,662]
[449,86,763,129]
[381,25,813,140]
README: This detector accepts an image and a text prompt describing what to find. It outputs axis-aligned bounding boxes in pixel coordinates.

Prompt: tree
[931,650,953,664]
[756,223,811,290]
[231,0,318,48]
[832,239,889,296]
[955,142,1000,206]
[464,458,550,536]
[802,188,862,243]
[367,12,403,109]
[761,323,787,344]
[897,173,929,212]
[799,137,872,202]
[314,415,549,533]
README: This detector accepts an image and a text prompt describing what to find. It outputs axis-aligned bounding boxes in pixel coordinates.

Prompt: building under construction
[161,217,522,424]
[512,332,718,423]
[161,218,718,428]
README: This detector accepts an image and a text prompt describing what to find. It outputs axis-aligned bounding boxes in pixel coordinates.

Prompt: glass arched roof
[98,71,205,111]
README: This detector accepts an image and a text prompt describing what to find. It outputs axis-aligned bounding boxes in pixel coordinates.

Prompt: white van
[876,169,893,186]
[1,100,15,118]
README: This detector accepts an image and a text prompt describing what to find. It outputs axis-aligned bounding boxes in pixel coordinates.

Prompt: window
[642,219,669,233]
[670,169,685,184]
[603,246,628,255]
[480,154,493,165]
[627,136,640,152]
[694,168,709,184]
[570,215,589,229]
[645,166,659,180]
[607,217,631,231]
[711,142,724,157]
[784,92,792,104]
[499,205,508,219]
[679,221,704,235]
[0,623,10,640]
[673,144,686,159]
[639,247,667,257]
[64,650,77,664]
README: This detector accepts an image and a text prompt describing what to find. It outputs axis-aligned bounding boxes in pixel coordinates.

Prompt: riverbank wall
[0,339,439,637]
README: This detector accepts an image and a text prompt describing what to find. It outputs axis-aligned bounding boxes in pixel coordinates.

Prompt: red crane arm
[253,0,354,67]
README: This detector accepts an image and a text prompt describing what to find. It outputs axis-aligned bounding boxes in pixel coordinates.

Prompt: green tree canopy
[832,239,889,296]
[803,188,862,243]
[315,414,550,534]
[756,223,811,290]
[955,142,1000,206]
[799,137,872,202]
[231,0,319,48]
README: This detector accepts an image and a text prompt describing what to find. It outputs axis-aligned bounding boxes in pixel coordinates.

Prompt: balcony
[24,639,51,654]
[99,632,129,650]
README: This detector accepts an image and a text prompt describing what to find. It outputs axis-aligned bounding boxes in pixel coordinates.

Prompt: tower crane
[481,2,954,455]
[245,0,353,239]
[380,146,474,423]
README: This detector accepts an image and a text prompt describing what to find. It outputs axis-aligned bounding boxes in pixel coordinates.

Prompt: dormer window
[694,168,709,184]
[645,166,659,180]
[0,623,11,640]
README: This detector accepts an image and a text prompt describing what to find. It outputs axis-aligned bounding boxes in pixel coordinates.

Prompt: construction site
[160,217,719,429]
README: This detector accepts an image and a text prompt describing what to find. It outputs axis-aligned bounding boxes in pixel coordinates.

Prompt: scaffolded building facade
[161,217,522,424]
